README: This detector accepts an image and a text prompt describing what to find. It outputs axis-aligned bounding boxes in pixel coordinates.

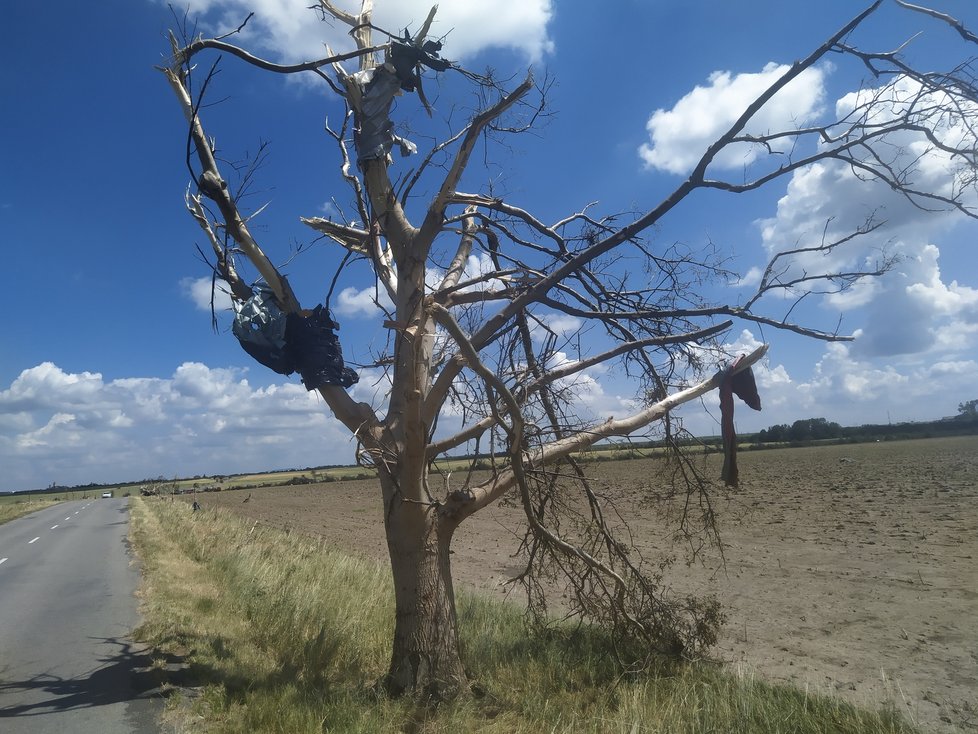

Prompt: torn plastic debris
[231,286,291,375]
[232,286,359,390]
[355,66,405,163]
[353,33,451,163]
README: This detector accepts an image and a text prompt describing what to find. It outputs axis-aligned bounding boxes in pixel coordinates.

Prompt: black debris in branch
[232,286,358,389]
[354,31,451,162]
[286,305,359,390]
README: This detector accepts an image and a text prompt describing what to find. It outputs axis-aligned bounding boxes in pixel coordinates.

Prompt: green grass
[129,497,918,734]
[0,498,59,524]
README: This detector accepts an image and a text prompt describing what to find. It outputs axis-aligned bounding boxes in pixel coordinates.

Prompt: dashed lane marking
[0,558,7,566]
[28,537,40,545]
[51,525,59,530]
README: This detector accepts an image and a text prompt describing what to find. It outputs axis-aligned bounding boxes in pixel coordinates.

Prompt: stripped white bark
[431,301,768,517]
[162,63,294,310]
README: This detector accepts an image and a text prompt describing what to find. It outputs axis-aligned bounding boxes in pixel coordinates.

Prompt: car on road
[101,491,113,498]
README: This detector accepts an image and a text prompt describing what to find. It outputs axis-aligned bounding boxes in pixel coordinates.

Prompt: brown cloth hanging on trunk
[719,356,762,487]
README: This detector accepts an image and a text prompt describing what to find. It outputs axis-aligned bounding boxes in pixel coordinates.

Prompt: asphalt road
[0,498,161,732]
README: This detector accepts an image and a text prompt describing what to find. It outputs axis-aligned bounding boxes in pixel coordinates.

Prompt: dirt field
[183,436,978,733]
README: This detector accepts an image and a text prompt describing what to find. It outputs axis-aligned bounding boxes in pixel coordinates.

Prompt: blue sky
[2,0,977,491]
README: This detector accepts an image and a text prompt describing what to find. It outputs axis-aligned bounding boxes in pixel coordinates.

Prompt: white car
[101,491,113,498]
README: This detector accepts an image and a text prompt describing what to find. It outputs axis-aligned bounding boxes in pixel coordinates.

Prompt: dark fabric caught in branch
[731,365,761,411]
[286,306,359,390]
[353,33,450,162]
[719,356,762,487]
[390,36,450,92]
[232,288,358,389]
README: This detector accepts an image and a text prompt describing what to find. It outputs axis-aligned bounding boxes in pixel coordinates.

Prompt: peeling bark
[381,476,467,698]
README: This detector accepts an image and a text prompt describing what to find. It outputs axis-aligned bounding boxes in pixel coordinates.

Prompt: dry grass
[130,496,918,734]
[0,499,58,525]
[181,438,978,732]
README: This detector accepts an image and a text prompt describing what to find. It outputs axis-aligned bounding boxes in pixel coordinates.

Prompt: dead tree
[161,1,978,697]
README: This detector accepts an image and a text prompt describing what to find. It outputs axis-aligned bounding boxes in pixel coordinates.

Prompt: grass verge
[129,497,918,734]
[0,499,58,525]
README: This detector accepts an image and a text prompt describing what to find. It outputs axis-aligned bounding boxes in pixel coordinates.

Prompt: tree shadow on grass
[133,627,344,706]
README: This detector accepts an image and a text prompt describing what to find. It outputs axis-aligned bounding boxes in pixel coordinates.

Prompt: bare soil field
[183,436,978,733]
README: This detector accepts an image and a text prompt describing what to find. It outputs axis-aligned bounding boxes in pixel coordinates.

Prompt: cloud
[170,0,554,65]
[785,341,978,425]
[334,251,502,319]
[0,362,353,491]
[644,72,977,364]
[180,275,234,313]
[845,243,978,358]
[753,160,926,327]
[334,283,394,318]
[758,189,972,359]
[4,333,975,492]
[411,1,554,62]
[570,370,638,422]
[672,330,977,436]
[527,312,584,345]
[905,249,978,319]
[318,200,350,223]
[743,74,978,359]
[639,62,826,175]
[0,362,104,411]
[427,251,498,292]
[732,266,764,289]
[756,78,978,269]
[833,76,978,205]
[16,413,78,450]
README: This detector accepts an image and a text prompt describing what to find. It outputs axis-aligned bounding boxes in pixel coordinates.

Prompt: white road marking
[51,525,59,530]
[0,558,7,566]
[65,517,71,521]
[28,537,40,544]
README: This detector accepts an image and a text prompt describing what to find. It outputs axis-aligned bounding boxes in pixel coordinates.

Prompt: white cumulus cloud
[527,312,584,345]
[166,0,554,65]
[180,275,234,313]
[639,62,826,175]
[744,74,978,360]
[674,330,977,436]
[0,362,354,491]
[335,283,394,318]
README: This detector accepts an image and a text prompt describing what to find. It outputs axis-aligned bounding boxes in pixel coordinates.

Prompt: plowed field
[182,436,978,733]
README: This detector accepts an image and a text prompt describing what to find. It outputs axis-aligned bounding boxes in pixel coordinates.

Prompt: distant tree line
[754,400,978,445]
[755,417,843,443]
[15,402,977,496]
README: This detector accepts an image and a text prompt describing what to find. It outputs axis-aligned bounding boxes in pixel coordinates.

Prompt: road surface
[0,498,160,732]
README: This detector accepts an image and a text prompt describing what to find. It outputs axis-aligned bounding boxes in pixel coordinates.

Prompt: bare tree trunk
[381,474,467,698]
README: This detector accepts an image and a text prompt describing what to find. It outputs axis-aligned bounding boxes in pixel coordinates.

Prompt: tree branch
[169,37,384,77]
[415,74,535,251]
[425,321,734,458]
[457,343,769,518]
